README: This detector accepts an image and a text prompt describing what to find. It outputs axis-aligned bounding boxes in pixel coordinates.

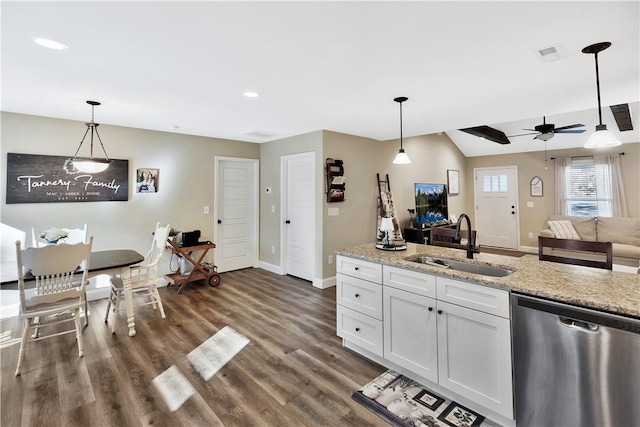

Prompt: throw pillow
[548,220,581,240]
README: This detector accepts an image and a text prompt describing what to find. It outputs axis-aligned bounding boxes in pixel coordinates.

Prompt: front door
[474,166,519,249]
[214,157,259,272]
[282,152,315,282]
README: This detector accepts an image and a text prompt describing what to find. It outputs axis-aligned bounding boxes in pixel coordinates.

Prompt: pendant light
[581,42,621,148]
[392,96,411,164]
[69,100,111,173]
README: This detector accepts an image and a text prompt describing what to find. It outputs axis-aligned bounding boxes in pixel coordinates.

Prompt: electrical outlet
[271,245,275,254]
[528,232,534,239]
[328,255,334,265]
[203,206,210,214]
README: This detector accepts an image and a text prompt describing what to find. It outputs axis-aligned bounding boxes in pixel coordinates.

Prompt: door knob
[428,307,433,312]
[511,211,515,215]
[217,219,222,224]
[355,293,360,298]
[285,220,291,224]
[437,310,443,315]
[355,327,360,332]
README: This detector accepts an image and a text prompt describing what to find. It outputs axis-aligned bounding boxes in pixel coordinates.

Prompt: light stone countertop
[336,243,640,319]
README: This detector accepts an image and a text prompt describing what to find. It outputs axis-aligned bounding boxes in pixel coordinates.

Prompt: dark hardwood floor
[1,268,388,427]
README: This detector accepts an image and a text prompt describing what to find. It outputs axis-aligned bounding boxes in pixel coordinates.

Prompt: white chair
[31,224,88,247]
[14,238,93,376]
[104,222,170,334]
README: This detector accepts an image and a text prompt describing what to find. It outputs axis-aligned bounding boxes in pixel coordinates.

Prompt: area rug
[352,370,501,427]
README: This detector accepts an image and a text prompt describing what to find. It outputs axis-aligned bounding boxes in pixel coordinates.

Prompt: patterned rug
[352,370,502,427]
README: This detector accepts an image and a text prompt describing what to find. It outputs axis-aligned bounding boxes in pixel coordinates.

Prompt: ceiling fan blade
[508,132,538,138]
[459,125,510,144]
[521,128,537,132]
[555,129,586,134]
[610,103,633,131]
[554,123,584,131]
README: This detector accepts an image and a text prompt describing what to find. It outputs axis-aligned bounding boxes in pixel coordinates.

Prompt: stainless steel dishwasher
[511,293,640,427]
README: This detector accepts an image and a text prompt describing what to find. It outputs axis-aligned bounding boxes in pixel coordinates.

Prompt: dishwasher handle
[559,316,599,333]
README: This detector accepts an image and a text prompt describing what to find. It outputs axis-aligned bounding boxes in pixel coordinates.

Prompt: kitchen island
[337,242,640,318]
[335,242,639,426]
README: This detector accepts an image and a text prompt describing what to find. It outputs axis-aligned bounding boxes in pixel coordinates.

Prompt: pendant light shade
[70,100,112,173]
[392,96,411,164]
[582,42,621,148]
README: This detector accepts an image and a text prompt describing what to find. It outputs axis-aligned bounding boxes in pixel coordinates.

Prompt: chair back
[430,226,477,250]
[134,223,170,281]
[538,236,612,270]
[31,224,88,247]
[16,237,93,309]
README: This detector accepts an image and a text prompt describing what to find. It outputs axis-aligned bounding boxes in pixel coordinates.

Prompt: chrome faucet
[455,213,480,259]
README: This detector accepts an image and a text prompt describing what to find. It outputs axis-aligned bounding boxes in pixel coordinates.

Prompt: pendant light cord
[399,101,404,150]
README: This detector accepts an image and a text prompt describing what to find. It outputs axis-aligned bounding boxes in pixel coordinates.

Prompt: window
[483,174,508,192]
[567,159,601,217]
[556,154,627,218]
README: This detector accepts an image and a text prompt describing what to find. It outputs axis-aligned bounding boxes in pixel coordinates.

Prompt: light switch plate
[328,207,339,216]
[527,201,534,208]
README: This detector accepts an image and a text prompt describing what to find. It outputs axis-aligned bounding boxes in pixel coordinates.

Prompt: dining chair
[430,225,477,250]
[31,224,89,247]
[104,222,171,334]
[538,236,612,270]
[14,237,93,376]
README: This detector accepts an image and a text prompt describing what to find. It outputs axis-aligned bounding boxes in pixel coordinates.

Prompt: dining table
[2,249,145,336]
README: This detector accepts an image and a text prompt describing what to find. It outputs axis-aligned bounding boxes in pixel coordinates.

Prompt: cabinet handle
[428,307,433,312]
[354,267,360,271]
[437,310,443,315]
[355,293,360,298]
[355,327,360,332]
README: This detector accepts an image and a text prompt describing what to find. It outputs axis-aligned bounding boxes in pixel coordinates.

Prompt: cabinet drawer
[382,265,436,298]
[337,273,382,320]
[336,255,382,283]
[437,277,510,318]
[336,305,383,357]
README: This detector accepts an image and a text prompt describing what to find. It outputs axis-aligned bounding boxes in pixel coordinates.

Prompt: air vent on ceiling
[240,129,278,139]
[534,43,566,63]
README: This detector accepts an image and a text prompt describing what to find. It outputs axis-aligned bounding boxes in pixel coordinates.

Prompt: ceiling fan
[509,116,585,141]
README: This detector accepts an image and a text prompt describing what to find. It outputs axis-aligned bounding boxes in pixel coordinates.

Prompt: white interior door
[282,152,315,282]
[474,166,519,249]
[215,157,258,272]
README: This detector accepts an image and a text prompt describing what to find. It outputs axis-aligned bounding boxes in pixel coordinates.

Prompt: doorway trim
[280,151,319,286]
[213,156,260,271]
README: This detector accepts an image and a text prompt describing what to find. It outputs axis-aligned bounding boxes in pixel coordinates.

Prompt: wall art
[6,153,129,204]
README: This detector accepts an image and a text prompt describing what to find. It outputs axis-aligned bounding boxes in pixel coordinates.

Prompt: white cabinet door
[437,300,514,419]
[383,286,438,383]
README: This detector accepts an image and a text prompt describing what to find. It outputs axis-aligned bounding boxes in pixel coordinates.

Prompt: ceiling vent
[534,44,566,63]
[240,129,278,139]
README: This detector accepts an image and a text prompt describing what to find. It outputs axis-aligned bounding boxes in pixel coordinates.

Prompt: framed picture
[447,169,460,194]
[136,168,159,193]
[530,176,543,197]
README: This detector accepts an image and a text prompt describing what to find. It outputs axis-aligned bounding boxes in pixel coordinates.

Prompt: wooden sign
[6,153,129,204]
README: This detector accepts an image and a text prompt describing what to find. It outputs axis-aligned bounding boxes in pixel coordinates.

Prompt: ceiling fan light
[70,157,111,173]
[584,125,621,148]
[393,148,411,164]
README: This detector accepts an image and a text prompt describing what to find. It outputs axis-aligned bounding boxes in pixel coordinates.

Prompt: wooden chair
[14,238,93,376]
[31,224,88,247]
[538,236,612,270]
[430,226,477,250]
[104,223,171,333]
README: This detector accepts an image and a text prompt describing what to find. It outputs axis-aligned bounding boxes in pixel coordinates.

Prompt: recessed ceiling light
[33,37,68,50]
[243,91,259,98]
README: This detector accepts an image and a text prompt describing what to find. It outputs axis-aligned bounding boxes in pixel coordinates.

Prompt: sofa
[540,215,640,268]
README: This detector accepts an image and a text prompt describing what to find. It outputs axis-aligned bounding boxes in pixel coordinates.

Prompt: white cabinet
[383,286,438,382]
[336,255,383,356]
[381,265,514,420]
[437,300,513,419]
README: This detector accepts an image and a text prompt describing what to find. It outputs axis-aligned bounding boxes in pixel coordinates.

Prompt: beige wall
[258,131,323,277]
[1,112,259,260]
[466,142,639,248]
[321,131,467,277]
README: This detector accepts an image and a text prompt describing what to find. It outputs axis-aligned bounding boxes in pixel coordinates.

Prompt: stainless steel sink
[407,256,513,277]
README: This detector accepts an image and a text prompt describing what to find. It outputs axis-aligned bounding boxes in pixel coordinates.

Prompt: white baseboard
[519,245,538,254]
[258,261,283,275]
[313,275,336,289]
